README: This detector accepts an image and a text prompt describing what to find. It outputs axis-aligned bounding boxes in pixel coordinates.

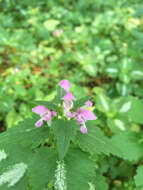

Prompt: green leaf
[95,93,111,113]
[107,115,130,132]
[105,63,119,78]
[64,148,95,190]
[111,131,143,161]
[14,85,27,96]
[44,19,60,31]
[52,119,77,160]
[134,165,143,187]
[119,73,130,83]
[128,97,143,124]
[119,58,132,72]
[93,173,108,190]
[116,83,132,96]
[131,70,143,80]
[53,86,66,104]
[77,121,120,156]
[54,85,62,103]
[0,145,57,190]
[83,63,97,77]
[71,84,88,98]
[81,55,97,77]
[113,97,132,113]
[0,117,49,149]
[33,101,57,110]
[6,109,21,128]
[28,147,57,190]
[73,95,91,110]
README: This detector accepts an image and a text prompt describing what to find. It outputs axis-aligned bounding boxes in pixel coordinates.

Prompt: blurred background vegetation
[0,0,143,189]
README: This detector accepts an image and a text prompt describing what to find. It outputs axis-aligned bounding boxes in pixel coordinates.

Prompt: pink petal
[66,111,77,118]
[71,112,77,117]
[63,99,73,110]
[35,119,43,127]
[77,108,96,121]
[80,125,87,134]
[32,105,49,115]
[63,92,76,100]
[76,115,84,124]
[59,80,71,92]
[51,111,57,116]
[43,113,52,122]
[65,110,74,118]
[85,100,93,107]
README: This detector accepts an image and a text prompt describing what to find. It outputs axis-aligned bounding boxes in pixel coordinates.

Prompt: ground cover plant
[0,0,143,189]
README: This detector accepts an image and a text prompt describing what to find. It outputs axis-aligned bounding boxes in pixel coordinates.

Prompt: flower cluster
[32,80,96,134]
[32,106,57,127]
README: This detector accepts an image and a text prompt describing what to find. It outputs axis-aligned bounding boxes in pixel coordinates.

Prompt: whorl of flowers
[32,80,96,134]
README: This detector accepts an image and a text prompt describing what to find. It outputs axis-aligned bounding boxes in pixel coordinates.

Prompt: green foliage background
[0,0,143,189]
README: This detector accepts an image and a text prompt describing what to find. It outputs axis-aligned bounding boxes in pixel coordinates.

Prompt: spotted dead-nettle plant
[0,80,119,190]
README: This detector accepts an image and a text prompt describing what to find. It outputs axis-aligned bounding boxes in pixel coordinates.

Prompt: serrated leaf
[0,117,49,149]
[77,121,120,156]
[28,147,57,190]
[0,145,57,190]
[111,131,143,161]
[54,160,67,190]
[134,165,143,187]
[65,148,95,190]
[0,145,95,190]
[52,119,77,160]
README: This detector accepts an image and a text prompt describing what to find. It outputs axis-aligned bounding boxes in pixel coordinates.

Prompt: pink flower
[85,100,93,107]
[51,111,57,116]
[62,99,74,118]
[59,80,71,92]
[59,79,76,100]
[59,79,97,134]
[80,125,87,134]
[63,99,73,110]
[32,105,57,127]
[76,108,96,121]
[74,107,96,134]
[63,92,76,100]
[59,79,76,118]
[32,105,49,115]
